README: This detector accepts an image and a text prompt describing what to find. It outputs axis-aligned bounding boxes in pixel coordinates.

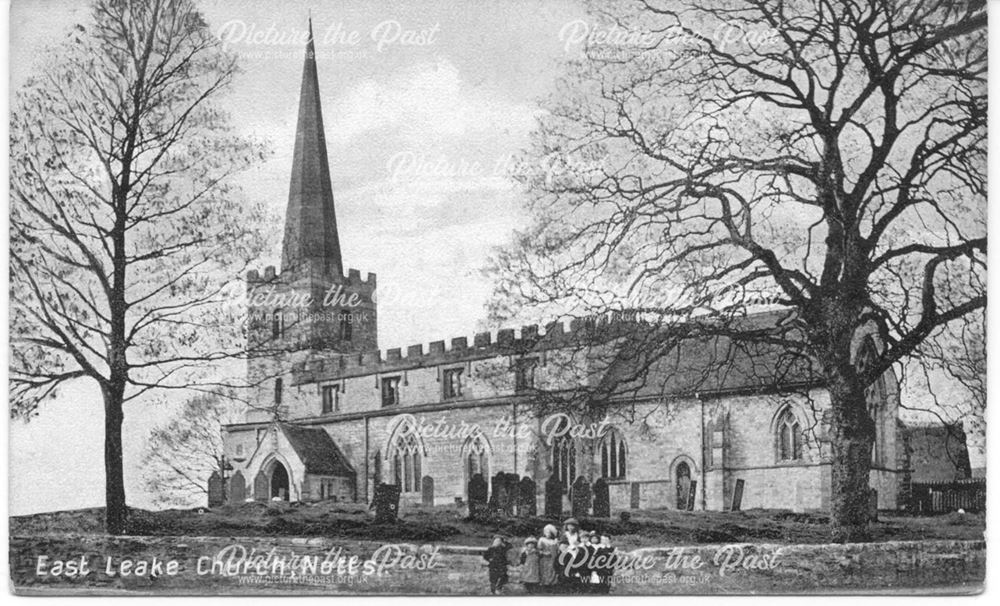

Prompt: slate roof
[593,308,821,398]
[280,423,356,476]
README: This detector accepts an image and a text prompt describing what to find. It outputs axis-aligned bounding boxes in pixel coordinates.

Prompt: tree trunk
[827,377,875,543]
[103,383,128,535]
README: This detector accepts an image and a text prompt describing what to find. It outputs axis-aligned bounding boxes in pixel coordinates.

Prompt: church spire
[281,17,343,276]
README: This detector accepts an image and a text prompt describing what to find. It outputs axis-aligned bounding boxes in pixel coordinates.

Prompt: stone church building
[222,26,910,514]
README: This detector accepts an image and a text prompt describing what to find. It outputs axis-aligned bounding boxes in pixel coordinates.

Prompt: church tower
[247,20,378,361]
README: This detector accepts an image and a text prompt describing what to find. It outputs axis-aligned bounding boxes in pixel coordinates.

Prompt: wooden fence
[909,478,986,513]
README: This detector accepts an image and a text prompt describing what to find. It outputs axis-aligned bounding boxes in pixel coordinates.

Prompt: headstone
[253,470,269,501]
[592,478,610,517]
[544,475,563,517]
[490,473,508,517]
[207,471,225,508]
[229,470,246,503]
[630,482,641,509]
[730,479,745,512]
[686,480,697,511]
[571,476,592,518]
[421,476,434,507]
[518,477,537,517]
[468,473,488,521]
[503,473,519,516]
[372,483,401,523]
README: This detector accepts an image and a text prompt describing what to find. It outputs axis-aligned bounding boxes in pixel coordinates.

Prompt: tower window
[340,313,353,341]
[514,357,538,392]
[271,309,283,339]
[321,384,340,414]
[274,378,283,405]
[381,376,401,407]
[443,368,463,399]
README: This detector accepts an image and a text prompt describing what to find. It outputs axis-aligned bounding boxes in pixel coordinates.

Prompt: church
[221,26,911,514]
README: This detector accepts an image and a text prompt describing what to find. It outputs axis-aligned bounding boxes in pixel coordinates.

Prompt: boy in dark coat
[483,535,511,594]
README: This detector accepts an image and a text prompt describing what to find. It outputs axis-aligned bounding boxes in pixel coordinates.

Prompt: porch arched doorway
[675,461,691,509]
[270,461,289,500]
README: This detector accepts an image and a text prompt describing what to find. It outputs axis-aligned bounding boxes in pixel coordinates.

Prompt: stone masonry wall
[10,534,985,595]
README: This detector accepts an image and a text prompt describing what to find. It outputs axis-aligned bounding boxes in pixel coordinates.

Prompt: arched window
[465,433,490,481]
[856,337,888,466]
[389,430,422,493]
[552,434,576,492]
[274,378,283,405]
[599,428,627,479]
[776,407,802,461]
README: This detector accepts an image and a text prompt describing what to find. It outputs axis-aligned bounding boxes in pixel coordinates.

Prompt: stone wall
[10,535,984,595]
[228,358,904,515]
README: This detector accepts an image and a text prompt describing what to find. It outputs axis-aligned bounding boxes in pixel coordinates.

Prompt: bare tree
[904,307,984,440]
[9,0,269,533]
[488,0,985,540]
[142,393,244,507]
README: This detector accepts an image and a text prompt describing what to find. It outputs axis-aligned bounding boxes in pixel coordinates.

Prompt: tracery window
[777,407,802,461]
[856,338,888,466]
[599,428,627,479]
[390,431,422,493]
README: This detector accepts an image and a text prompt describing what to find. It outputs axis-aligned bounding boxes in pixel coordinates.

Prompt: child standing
[595,534,615,594]
[483,535,510,595]
[519,537,541,594]
[537,525,559,593]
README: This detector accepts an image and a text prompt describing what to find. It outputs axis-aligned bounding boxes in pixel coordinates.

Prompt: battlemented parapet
[246,263,378,356]
[288,310,650,386]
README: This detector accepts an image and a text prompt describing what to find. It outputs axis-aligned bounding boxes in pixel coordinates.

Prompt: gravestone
[489,473,507,517]
[686,480,697,511]
[207,471,225,507]
[630,482,641,509]
[372,483,401,523]
[468,473,488,521]
[571,476,592,518]
[421,475,434,507]
[518,477,537,517]
[503,473,519,516]
[592,478,610,517]
[253,471,269,501]
[730,479,745,512]
[229,470,246,503]
[544,475,563,517]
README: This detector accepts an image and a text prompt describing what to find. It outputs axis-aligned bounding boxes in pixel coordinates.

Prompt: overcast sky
[8,0,588,514]
[8,0,984,516]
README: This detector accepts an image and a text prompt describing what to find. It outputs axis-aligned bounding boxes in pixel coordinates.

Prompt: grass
[10,501,985,548]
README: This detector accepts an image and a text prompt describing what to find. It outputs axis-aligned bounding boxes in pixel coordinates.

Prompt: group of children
[482,518,616,595]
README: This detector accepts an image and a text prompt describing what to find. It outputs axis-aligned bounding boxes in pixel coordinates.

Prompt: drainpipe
[699,392,707,511]
[363,415,370,503]
[513,402,518,474]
